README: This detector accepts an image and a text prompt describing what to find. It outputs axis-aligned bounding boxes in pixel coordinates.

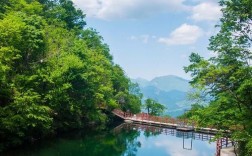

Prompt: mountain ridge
[132,75,191,117]
[132,75,190,92]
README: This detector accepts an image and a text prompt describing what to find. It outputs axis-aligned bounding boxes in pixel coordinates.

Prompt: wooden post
[220,138,223,147]
[216,139,221,156]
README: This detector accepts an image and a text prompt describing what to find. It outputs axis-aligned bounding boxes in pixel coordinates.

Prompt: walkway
[112,109,218,134]
[112,109,236,156]
[216,138,236,156]
[221,147,236,156]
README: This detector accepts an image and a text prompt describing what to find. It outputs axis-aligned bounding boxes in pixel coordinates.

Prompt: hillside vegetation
[183,0,252,155]
[0,0,142,151]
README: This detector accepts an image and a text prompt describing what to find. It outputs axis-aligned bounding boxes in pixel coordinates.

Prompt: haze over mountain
[132,75,192,117]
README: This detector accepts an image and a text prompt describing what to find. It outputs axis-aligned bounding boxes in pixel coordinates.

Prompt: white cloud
[73,0,188,20]
[158,23,204,45]
[72,0,101,18]
[72,0,222,22]
[155,139,199,156]
[190,2,222,22]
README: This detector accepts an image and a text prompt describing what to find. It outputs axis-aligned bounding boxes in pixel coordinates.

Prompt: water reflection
[2,123,215,156]
[116,123,216,156]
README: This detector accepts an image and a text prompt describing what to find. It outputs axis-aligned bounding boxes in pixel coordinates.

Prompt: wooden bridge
[112,109,235,156]
[112,109,218,134]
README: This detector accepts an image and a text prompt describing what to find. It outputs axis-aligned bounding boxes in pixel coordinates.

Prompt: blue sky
[72,0,222,80]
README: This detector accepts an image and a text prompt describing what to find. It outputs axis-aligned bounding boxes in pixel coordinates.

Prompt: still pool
[2,123,216,156]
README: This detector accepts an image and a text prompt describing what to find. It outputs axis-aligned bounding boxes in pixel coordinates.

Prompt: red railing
[216,138,234,156]
[113,109,233,156]
[112,109,198,128]
[112,109,133,118]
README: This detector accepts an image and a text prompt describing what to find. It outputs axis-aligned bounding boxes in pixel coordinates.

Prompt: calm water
[3,123,216,156]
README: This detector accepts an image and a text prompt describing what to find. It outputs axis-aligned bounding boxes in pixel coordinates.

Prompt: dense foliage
[184,0,252,155]
[143,98,166,116]
[0,0,142,151]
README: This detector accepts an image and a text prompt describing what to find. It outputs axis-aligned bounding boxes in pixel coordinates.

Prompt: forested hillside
[183,0,252,155]
[0,0,142,151]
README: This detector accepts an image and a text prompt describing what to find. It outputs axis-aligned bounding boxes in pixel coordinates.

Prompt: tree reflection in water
[114,123,215,153]
[114,124,141,156]
[2,123,215,156]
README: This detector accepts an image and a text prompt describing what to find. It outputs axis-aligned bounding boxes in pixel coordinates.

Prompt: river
[2,123,216,156]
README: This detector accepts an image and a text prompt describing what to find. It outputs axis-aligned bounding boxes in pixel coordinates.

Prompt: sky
[72,0,222,80]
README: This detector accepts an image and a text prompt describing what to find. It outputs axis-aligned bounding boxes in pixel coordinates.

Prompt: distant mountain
[149,75,190,92]
[132,78,149,87]
[141,86,187,110]
[132,75,192,117]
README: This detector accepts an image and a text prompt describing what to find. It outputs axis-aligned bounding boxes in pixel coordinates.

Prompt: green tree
[178,104,204,119]
[184,0,252,155]
[39,0,86,30]
[0,8,52,150]
[143,98,166,116]
[0,0,143,152]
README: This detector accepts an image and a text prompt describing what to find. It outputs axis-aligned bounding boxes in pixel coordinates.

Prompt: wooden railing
[112,109,133,118]
[112,109,197,128]
[113,109,234,156]
[216,138,235,156]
